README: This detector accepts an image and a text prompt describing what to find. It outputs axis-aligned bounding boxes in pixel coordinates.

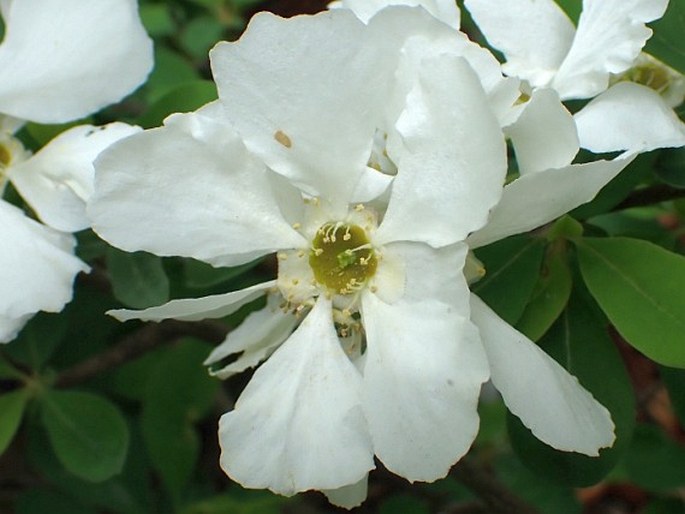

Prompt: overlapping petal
[470,295,615,455]
[0,0,153,123]
[554,0,669,99]
[89,110,306,267]
[361,242,488,481]
[375,55,506,247]
[331,0,460,28]
[323,476,368,510]
[210,10,387,206]
[575,83,685,153]
[9,123,141,232]
[219,296,374,495]
[0,201,88,342]
[464,0,575,88]
[467,154,636,248]
[204,295,297,379]
[108,281,275,323]
[505,89,579,174]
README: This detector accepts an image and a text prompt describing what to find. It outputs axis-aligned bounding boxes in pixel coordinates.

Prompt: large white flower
[0,0,153,342]
[89,6,618,508]
[464,0,685,153]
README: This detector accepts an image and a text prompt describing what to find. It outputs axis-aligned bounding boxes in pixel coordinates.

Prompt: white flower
[0,0,153,342]
[464,0,685,153]
[328,0,460,28]
[89,7,618,508]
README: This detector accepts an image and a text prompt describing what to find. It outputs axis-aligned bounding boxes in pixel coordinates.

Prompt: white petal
[0,313,30,344]
[336,0,460,28]
[322,476,368,509]
[470,294,615,455]
[219,296,374,495]
[9,123,141,232]
[210,11,386,205]
[554,0,669,99]
[575,83,685,153]
[0,0,153,123]
[464,0,575,88]
[505,89,579,174]
[204,295,298,379]
[108,280,275,323]
[375,55,506,247]
[467,154,636,248]
[0,114,24,135]
[0,200,88,339]
[361,242,488,481]
[89,110,306,268]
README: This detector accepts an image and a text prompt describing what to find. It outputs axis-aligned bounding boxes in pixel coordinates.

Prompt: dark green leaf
[40,391,129,482]
[516,240,573,341]
[473,235,545,325]
[642,498,685,514]
[16,490,98,514]
[645,0,685,75]
[554,0,581,23]
[0,390,29,454]
[181,493,287,514]
[184,258,261,290]
[660,366,685,426]
[576,237,685,367]
[379,495,430,514]
[180,16,225,58]
[145,47,199,103]
[140,3,175,37]
[141,340,218,500]
[508,289,635,486]
[107,248,170,309]
[624,424,685,491]
[655,147,685,188]
[139,80,218,128]
[5,312,68,370]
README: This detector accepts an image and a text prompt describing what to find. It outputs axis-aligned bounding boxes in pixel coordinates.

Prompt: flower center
[309,222,377,295]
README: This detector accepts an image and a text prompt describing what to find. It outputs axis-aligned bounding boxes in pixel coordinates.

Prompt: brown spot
[274,130,292,148]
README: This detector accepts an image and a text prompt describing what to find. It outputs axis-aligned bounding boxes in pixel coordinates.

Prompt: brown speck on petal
[274,130,292,148]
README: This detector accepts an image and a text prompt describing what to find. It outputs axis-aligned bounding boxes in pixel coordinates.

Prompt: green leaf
[180,16,225,59]
[660,366,685,426]
[5,312,68,370]
[624,424,685,492]
[141,340,218,501]
[0,390,29,455]
[516,240,573,341]
[642,498,685,514]
[16,490,98,514]
[140,3,175,37]
[145,47,199,103]
[473,235,545,325]
[554,0,581,23]
[576,237,685,367]
[139,80,218,129]
[40,391,129,482]
[655,147,685,188]
[645,0,685,75]
[184,257,261,290]
[107,248,170,309]
[508,289,635,486]
[0,356,22,379]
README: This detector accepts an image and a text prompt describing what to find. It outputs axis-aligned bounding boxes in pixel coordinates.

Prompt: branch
[55,320,228,388]
[614,184,685,211]
[451,458,540,514]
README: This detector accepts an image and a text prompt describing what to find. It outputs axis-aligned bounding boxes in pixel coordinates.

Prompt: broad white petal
[470,294,615,455]
[9,123,141,232]
[467,154,636,248]
[505,89,578,174]
[361,242,488,481]
[322,476,368,509]
[465,0,575,88]
[204,295,298,379]
[89,110,305,268]
[554,0,669,99]
[210,11,386,205]
[108,280,275,323]
[0,200,88,340]
[375,55,506,247]
[219,296,374,495]
[575,83,685,153]
[0,0,153,123]
[335,0,460,28]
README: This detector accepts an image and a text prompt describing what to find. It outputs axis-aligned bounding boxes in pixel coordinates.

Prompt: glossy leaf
[576,237,685,367]
[40,391,129,482]
[516,240,573,341]
[473,235,546,325]
[508,289,635,486]
[106,248,170,309]
[0,389,29,455]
